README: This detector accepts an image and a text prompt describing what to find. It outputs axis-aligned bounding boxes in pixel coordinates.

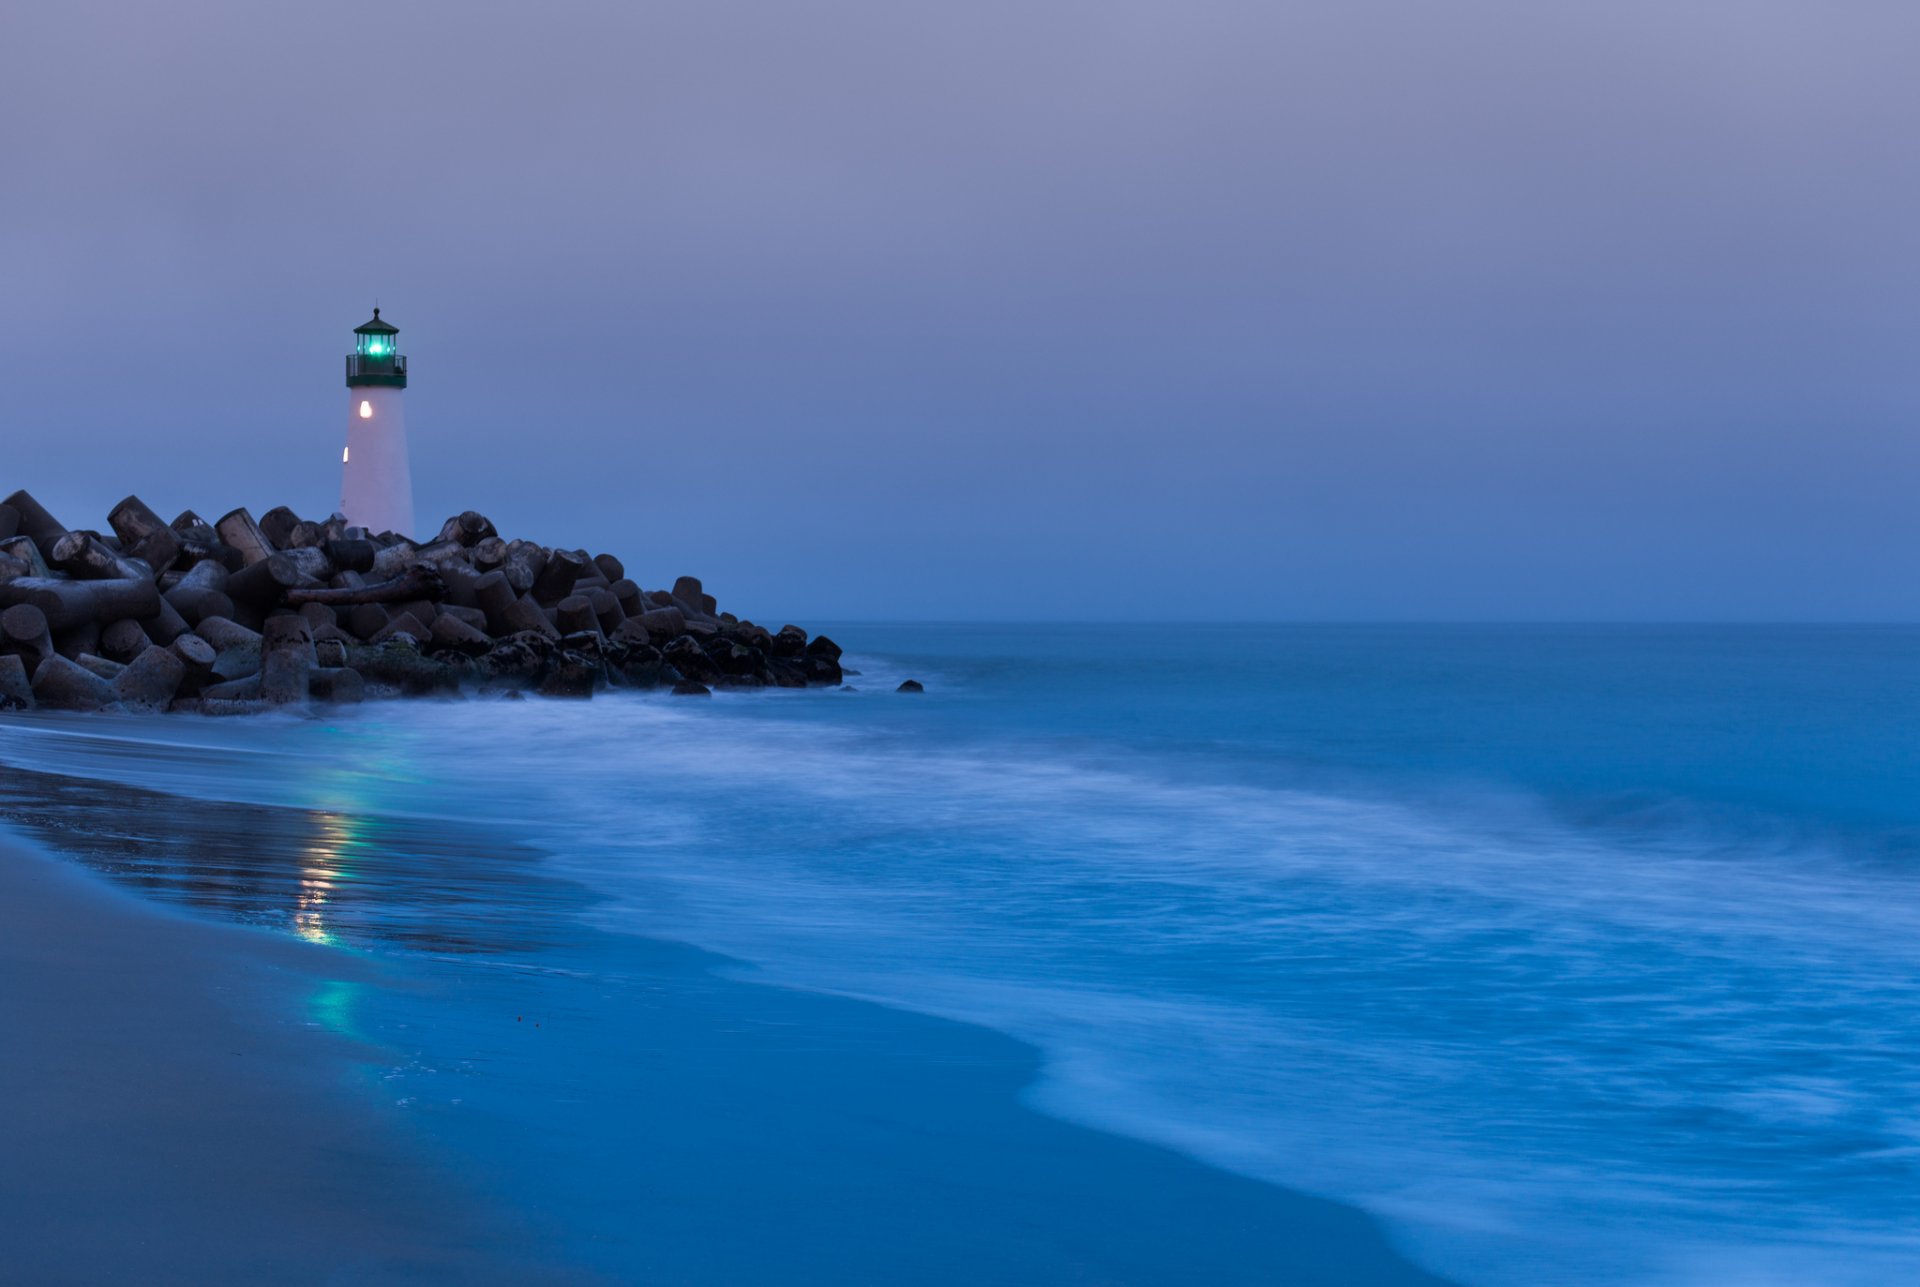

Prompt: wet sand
[0,830,580,1285]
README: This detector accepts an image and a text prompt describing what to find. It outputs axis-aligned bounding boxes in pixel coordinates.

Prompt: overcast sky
[3,1,1916,620]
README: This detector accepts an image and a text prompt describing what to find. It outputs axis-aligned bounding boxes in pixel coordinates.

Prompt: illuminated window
[359,400,373,419]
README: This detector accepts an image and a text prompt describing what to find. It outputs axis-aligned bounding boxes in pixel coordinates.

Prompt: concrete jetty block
[164,583,233,626]
[308,666,365,703]
[50,531,148,582]
[109,495,183,572]
[430,612,492,654]
[100,618,153,663]
[1,603,53,661]
[0,536,50,578]
[612,617,651,650]
[0,503,18,542]
[262,615,318,664]
[286,520,326,549]
[0,653,31,709]
[201,675,263,702]
[472,570,516,619]
[502,594,562,641]
[226,551,326,607]
[3,490,71,559]
[259,648,310,704]
[371,613,432,646]
[637,606,686,637]
[142,595,192,645]
[215,508,275,566]
[258,619,315,705]
[55,621,101,662]
[438,562,482,610]
[369,542,420,579]
[0,549,30,583]
[113,645,186,711]
[346,603,391,640]
[77,654,125,681]
[32,654,118,710]
[471,536,507,570]
[194,616,262,652]
[555,595,599,636]
[532,549,587,606]
[589,588,623,635]
[258,506,302,549]
[0,577,161,632]
[438,604,489,632]
[437,510,497,547]
[171,633,217,670]
[324,537,376,574]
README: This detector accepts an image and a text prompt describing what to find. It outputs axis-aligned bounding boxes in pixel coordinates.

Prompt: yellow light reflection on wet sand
[294,812,358,945]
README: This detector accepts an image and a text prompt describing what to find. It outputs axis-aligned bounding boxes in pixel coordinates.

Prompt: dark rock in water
[538,650,600,699]
[806,634,843,663]
[771,625,808,657]
[671,678,711,697]
[897,679,925,693]
[661,635,720,685]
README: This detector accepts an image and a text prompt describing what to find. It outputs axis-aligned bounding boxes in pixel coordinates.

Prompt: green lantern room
[346,309,407,388]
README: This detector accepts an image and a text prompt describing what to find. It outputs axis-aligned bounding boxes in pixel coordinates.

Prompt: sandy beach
[0,829,577,1285]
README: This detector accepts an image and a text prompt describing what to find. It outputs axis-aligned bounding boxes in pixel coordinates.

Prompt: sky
[2,1,1917,621]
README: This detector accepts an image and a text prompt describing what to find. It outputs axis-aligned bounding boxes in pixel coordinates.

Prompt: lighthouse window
[343,446,350,463]
[359,400,373,418]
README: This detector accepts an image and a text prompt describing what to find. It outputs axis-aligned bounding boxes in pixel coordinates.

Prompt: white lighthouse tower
[340,308,416,539]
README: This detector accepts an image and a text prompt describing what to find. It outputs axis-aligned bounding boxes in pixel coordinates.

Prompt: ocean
[3,624,1917,1285]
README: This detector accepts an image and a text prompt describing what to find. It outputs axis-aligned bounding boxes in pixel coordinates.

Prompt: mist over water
[6,624,1919,1286]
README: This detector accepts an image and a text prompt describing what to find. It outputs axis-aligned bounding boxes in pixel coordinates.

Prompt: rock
[0,653,32,709]
[430,612,492,655]
[32,654,119,710]
[308,666,365,704]
[1,603,53,662]
[771,625,808,657]
[896,679,925,693]
[670,678,711,697]
[661,635,720,685]
[76,654,126,681]
[113,645,186,712]
[0,576,160,632]
[100,617,153,663]
[537,650,599,699]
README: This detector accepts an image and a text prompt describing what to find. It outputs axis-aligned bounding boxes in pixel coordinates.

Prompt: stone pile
[0,490,843,714]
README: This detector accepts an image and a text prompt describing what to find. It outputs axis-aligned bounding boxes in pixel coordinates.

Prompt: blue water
[6,624,1920,1284]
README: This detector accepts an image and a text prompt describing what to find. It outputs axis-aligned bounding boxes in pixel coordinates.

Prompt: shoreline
[0,742,1455,1285]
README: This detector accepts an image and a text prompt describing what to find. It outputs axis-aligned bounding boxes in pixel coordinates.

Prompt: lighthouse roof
[353,308,399,335]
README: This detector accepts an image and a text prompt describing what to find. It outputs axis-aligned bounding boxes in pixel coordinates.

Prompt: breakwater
[0,490,843,713]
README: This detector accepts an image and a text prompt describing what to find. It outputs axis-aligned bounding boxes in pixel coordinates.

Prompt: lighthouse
[340,308,416,539]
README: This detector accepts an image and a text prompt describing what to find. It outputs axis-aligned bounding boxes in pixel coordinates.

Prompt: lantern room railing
[345,353,407,381]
